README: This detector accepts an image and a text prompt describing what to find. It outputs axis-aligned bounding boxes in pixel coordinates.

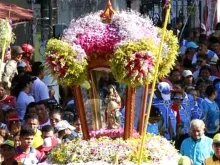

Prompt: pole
[137,2,171,165]
[138,85,149,135]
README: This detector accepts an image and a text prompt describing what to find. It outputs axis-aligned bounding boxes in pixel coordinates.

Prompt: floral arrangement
[89,128,139,139]
[0,19,15,53]
[110,38,158,86]
[45,9,178,86]
[157,29,179,78]
[48,134,180,165]
[44,39,87,85]
[62,11,159,57]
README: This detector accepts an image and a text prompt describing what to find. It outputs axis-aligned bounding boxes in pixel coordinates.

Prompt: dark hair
[62,134,74,142]
[216,22,220,30]
[199,34,207,42]
[37,99,48,107]
[24,102,37,119]
[198,65,211,77]
[49,109,61,117]
[20,127,35,137]
[170,69,181,76]
[209,36,220,44]
[197,53,208,61]
[213,78,220,86]
[24,113,39,122]
[62,111,75,124]
[171,89,184,99]
[195,79,206,90]
[150,105,161,118]
[31,62,44,76]
[205,85,217,97]
[41,125,54,133]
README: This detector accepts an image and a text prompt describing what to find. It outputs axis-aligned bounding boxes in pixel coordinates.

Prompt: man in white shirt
[31,62,49,102]
[2,46,23,88]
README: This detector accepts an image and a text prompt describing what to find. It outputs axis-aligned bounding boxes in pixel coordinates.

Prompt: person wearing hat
[0,140,18,165]
[182,70,194,90]
[14,74,35,120]
[152,82,173,140]
[192,40,219,66]
[204,133,220,164]
[2,46,23,88]
[182,42,198,69]
[192,53,208,80]
[55,120,76,140]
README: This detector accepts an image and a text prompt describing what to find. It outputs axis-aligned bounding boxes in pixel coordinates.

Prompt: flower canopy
[45,10,178,86]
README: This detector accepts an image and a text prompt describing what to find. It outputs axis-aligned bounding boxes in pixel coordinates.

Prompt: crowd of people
[0,44,81,164]
[139,23,220,165]
[0,21,219,165]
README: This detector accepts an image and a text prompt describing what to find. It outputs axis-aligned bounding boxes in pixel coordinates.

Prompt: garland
[44,39,87,86]
[110,38,158,87]
[157,29,179,78]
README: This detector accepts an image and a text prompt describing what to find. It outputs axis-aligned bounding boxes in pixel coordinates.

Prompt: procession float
[44,0,180,164]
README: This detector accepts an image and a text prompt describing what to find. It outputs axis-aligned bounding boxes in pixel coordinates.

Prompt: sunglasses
[172,96,184,101]
[214,143,220,147]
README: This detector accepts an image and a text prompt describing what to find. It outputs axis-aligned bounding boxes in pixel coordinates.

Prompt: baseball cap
[17,61,27,68]
[213,133,220,144]
[11,46,24,56]
[182,70,193,78]
[186,42,198,49]
[157,82,171,101]
[178,156,193,165]
[55,120,75,132]
[37,137,60,152]
[1,140,14,148]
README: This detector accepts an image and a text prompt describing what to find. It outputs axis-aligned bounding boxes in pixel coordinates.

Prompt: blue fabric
[147,123,159,135]
[206,49,215,60]
[152,98,171,139]
[201,98,220,134]
[191,104,204,120]
[180,135,214,165]
[179,94,194,134]
[215,82,220,102]
[190,97,204,120]
[168,108,177,138]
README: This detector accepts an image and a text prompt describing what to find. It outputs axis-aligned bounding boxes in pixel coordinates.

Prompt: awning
[0,2,33,22]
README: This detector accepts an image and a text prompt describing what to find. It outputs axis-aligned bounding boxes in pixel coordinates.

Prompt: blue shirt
[201,98,220,134]
[147,123,159,135]
[180,135,214,165]
[152,97,171,139]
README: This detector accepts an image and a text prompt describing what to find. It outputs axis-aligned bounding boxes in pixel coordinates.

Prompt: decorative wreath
[44,39,87,86]
[157,29,179,78]
[110,38,158,87]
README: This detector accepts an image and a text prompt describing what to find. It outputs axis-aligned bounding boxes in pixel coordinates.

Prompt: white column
[217,0,220,23]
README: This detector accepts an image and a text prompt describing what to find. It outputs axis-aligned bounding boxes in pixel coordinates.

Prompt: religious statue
[104,85,121,129]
